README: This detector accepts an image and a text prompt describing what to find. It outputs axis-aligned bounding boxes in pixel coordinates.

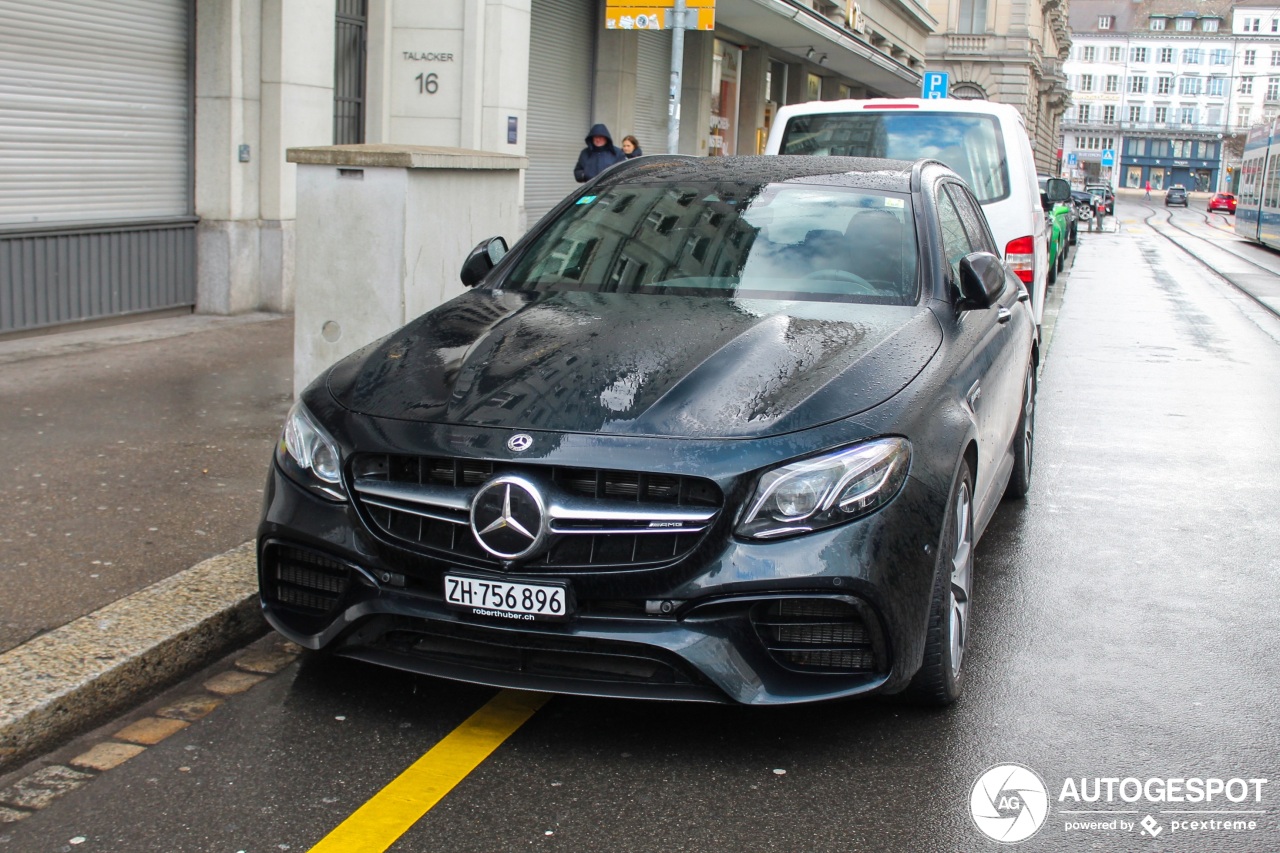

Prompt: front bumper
[258,450,944,706]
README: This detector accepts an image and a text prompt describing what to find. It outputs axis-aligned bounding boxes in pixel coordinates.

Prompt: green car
[1039,176,1070,283]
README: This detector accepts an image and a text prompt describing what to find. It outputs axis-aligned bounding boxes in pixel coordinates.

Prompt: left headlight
[736,438,910,540]
[276,400,347,501]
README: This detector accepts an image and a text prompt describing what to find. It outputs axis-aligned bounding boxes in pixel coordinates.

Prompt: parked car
[1165,185,1189,207]
[1039,175,1071,280]
[764,97,1055,331]
[258,155,1039,707]
[1085,183,1115,215]
[1208,192,1237,213]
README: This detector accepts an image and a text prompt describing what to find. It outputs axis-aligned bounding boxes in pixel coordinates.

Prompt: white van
[764,98,1050,327]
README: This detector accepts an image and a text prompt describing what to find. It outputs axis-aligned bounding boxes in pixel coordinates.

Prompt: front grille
[753,598,883,675]
[377,620,704,687]
[349,453,723,571]
[263,544,353,616]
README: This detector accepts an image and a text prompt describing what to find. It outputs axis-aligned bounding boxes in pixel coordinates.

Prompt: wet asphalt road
[3,205,1280,851]
[0,316,292,654]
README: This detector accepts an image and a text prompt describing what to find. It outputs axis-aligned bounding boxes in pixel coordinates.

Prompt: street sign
[921,71,948,100]
[1100,148,1115,167]
[605,0,715,30]
[1067,152,1077,167]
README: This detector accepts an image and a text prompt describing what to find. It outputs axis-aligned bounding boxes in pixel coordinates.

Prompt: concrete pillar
[737,46,768,155]
[679,32,714,155]
[195,0,264,315]
[286,145,526,394]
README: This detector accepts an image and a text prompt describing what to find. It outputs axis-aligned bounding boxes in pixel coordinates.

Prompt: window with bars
[333,0,368,145]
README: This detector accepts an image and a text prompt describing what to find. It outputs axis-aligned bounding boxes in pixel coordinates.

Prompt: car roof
[594,154,927,194]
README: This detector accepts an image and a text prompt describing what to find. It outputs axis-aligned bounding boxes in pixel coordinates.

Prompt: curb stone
[0,543,265,774]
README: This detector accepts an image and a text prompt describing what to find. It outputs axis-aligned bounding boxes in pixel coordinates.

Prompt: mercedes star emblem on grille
[507,433,533,452]
[470,475,548,561]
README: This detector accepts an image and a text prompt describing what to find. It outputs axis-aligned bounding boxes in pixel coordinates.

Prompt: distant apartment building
[1063,0,1280,192]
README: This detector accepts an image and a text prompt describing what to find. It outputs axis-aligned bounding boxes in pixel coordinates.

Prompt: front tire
[904,459,974,706]
[1004,364,1036,499]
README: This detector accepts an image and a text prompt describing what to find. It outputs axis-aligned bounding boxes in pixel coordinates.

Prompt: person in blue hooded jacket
[573,123,627,183]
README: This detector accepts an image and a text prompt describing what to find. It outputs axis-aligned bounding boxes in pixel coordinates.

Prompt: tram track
[1130,201,1280,321]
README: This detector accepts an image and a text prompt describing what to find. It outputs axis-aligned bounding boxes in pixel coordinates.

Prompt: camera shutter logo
[970,764,1050,843]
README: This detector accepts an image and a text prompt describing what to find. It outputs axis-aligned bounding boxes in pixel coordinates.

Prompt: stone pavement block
[156,694,224,722]
[0,805,29,823]
[0,765,93,810]
[71,742,146,772]
[114,716,189,745]
[204,670,266,696]
[234,649,297,675]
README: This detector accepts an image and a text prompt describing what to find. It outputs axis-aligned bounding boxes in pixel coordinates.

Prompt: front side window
[1109,46,1123,62]
[1179,77,1202,95]
[1078,104,1092,123]
[1184,49,1203,65]
[1203,19,1219,32]
[1103,105,1116,124]
[1132,47,1149,63]
[1157,76,1174,95]
[1269,77,1280,100]
[1080,74,1095,92]
[1155,107,1169,123]
[1179,107,1196,124]
[1082,45,1096,62]
[1128,106,1143,123]
[1245,50,1257,66]
[1130,76,1148,94]
[506,182,920,304]
[1098,16,1112,30]
[1106,75,1120,93]
[1150,17,1166,31]
[1212,49,1230,65]
[777,111,1010,202]
[1160,47,1175,63]
[935,190,972,290]
[1208,77,1227,97]
[1175,17,1192,31]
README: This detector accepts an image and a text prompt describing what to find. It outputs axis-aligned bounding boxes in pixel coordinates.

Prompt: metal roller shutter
[525,0,595,225]
[0,0,191,227]
[634,31,672,157]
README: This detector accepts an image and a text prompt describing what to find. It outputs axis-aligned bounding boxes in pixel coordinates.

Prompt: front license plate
[444,573,573,622]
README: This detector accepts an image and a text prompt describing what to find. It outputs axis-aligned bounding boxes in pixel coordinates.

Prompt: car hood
[327,289,942,439]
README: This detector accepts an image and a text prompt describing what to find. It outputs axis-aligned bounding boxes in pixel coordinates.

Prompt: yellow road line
[308,689,550,853]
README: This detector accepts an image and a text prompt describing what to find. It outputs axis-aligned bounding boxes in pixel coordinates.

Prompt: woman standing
[621,135,643,159]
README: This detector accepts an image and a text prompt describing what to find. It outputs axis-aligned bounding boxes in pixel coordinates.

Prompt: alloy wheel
[949,480,973,671]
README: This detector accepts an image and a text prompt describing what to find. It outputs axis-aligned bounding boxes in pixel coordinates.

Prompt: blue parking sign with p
[922,72,948,100]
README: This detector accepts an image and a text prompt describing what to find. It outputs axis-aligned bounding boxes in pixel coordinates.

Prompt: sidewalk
[0,313,292,770]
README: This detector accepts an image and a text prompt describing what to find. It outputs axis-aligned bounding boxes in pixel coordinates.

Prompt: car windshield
[504,182,919,305]
[776,112,1009,203]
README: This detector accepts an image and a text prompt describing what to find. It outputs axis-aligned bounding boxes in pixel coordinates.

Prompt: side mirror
[956,251,1008,309]
[1045,177,1071,203]
[460,236,509,287]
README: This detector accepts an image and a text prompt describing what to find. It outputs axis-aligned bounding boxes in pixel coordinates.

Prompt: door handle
[1017,291,1030,303]
[997,307,1012,324]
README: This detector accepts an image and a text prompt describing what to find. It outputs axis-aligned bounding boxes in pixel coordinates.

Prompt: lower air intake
[753,598,883,675]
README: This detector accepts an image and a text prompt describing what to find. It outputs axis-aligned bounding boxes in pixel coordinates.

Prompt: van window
[777,112,1011,203]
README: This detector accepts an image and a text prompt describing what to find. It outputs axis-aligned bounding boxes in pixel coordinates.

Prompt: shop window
[709,40,741,156]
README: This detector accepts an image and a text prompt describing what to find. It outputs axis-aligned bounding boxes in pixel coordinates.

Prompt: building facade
[0,0,937,336]
[923,0,1073,172]
[1062,0,1280,192]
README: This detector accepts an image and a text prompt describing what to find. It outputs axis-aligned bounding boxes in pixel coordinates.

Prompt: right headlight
[276,400,346,501]
[736,438,911,540]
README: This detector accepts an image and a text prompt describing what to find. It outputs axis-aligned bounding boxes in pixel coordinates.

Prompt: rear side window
[778,111,1011,203]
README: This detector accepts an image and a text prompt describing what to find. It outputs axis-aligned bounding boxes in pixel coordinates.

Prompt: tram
[1236,121,1280,246]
